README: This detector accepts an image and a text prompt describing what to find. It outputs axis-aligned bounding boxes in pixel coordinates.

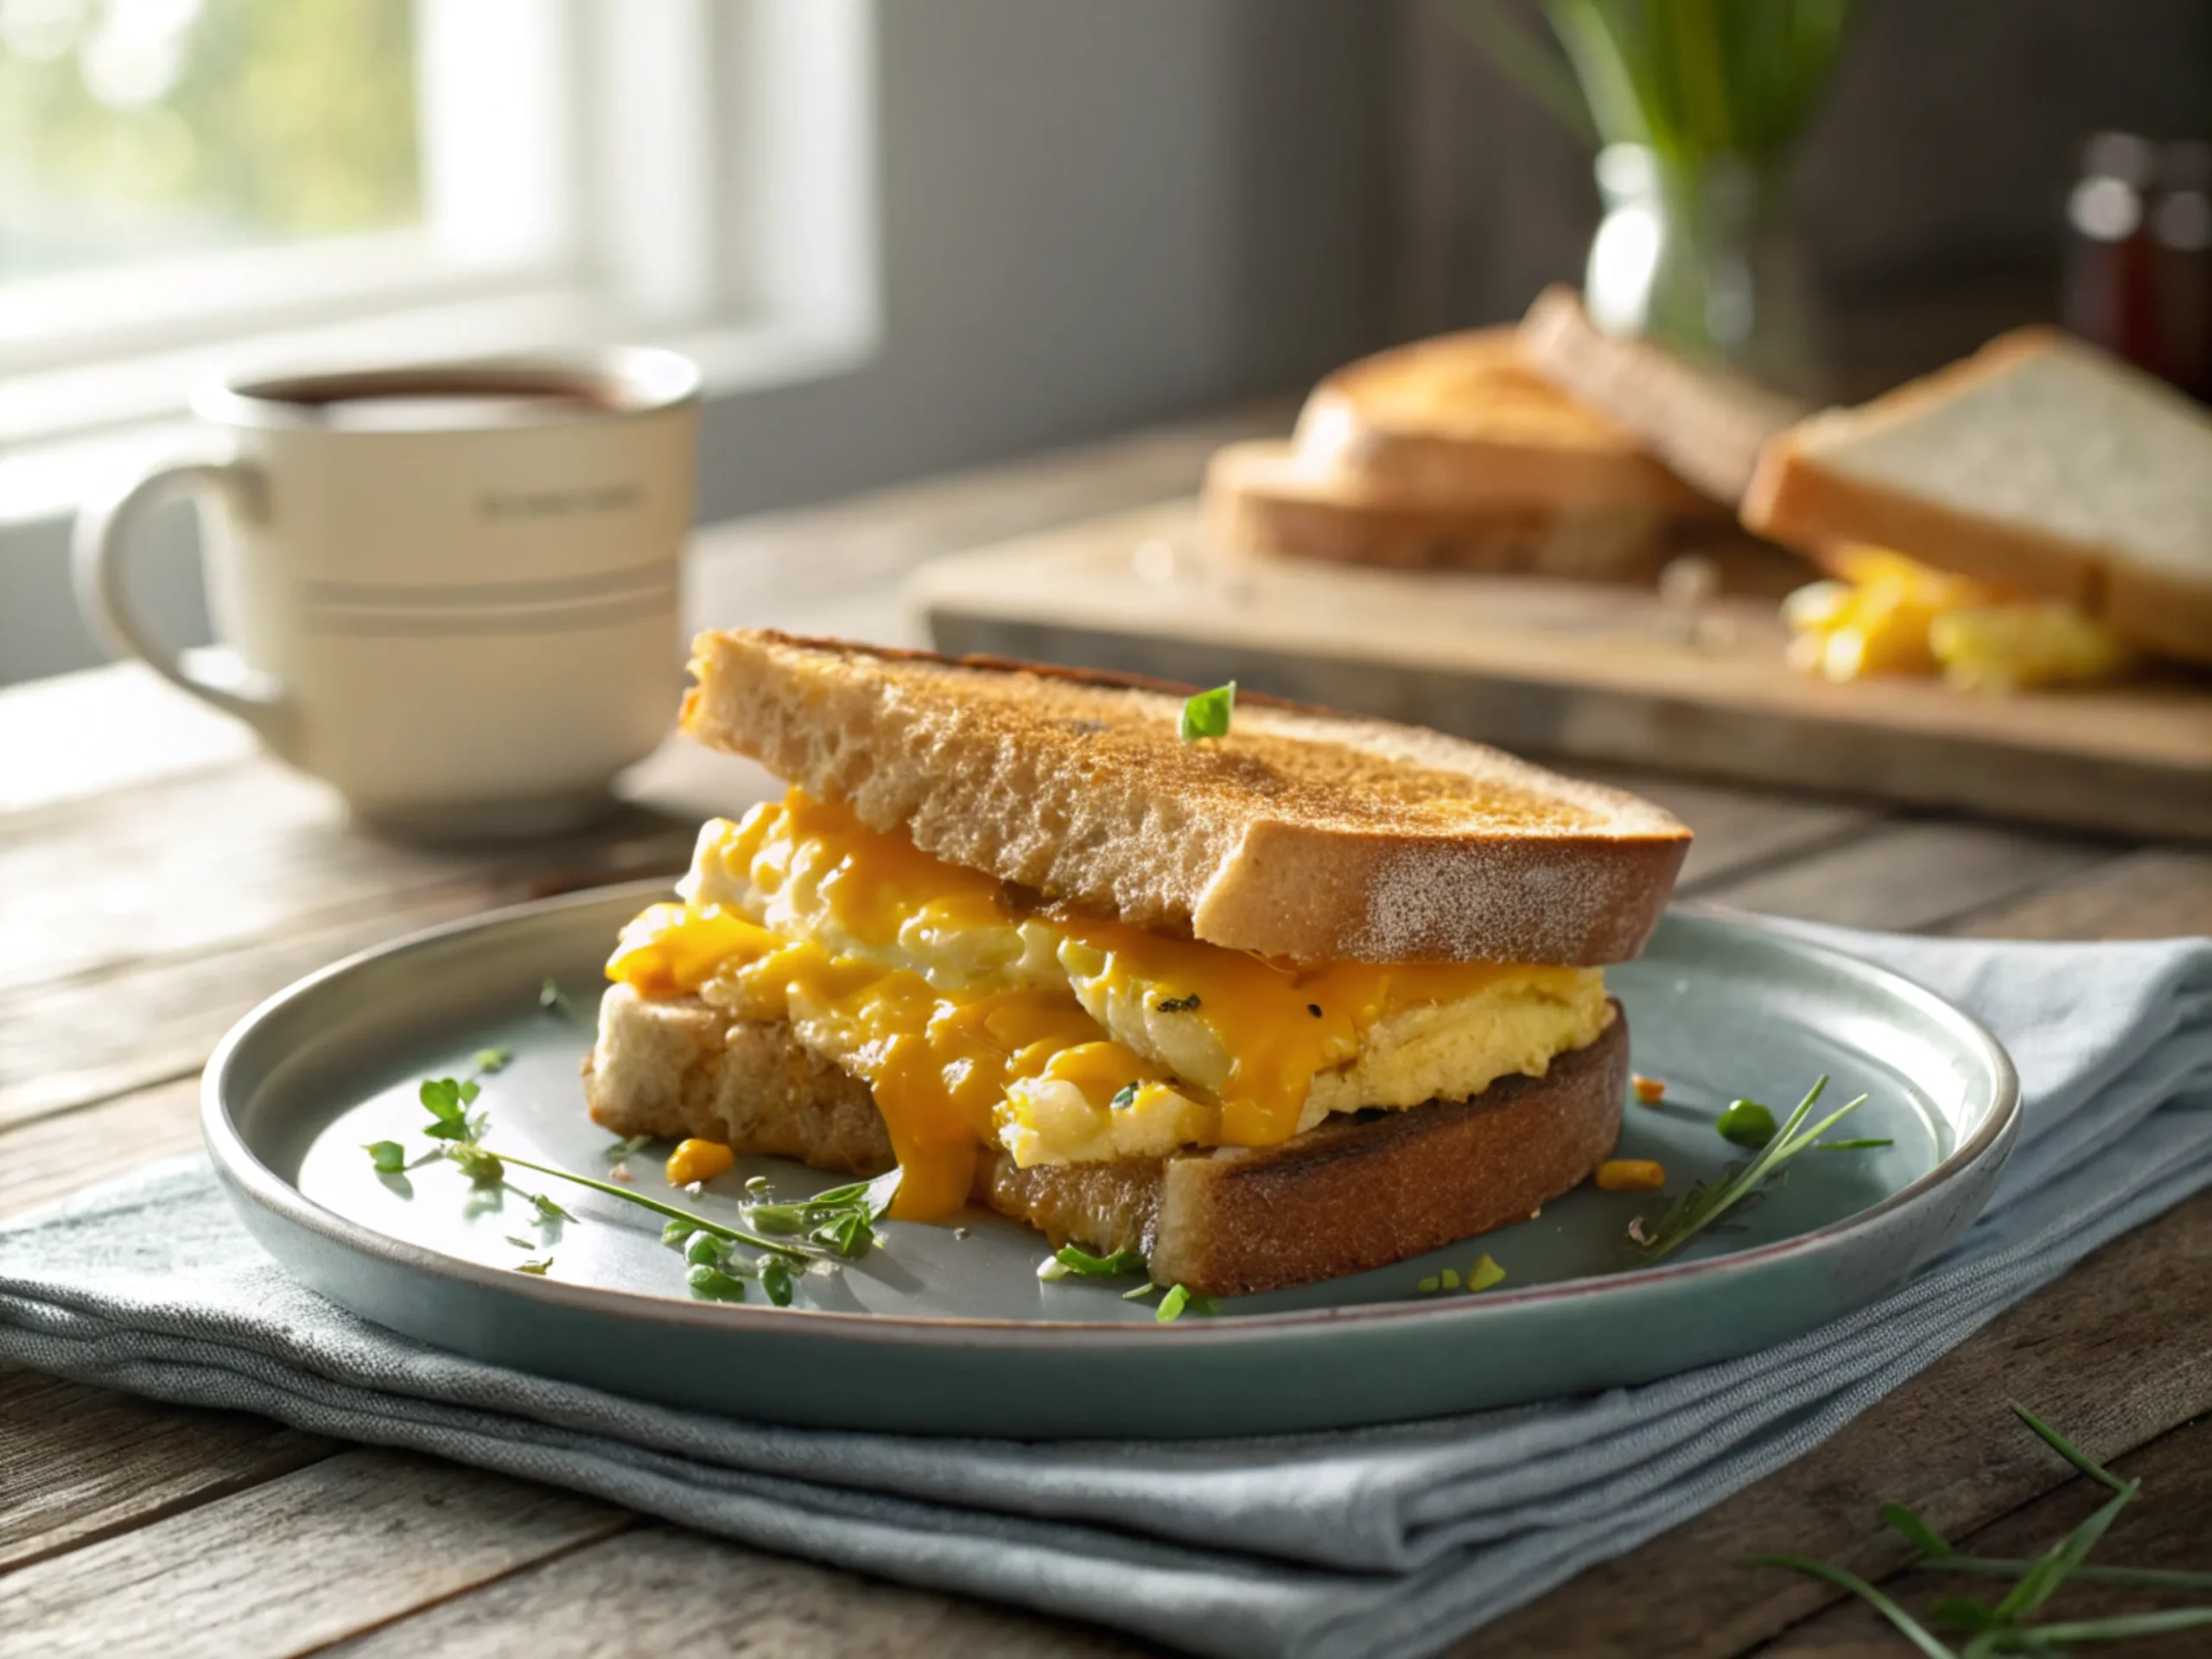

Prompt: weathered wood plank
[0,662,253,816]
[0,817,692,1132]
[685,400,1294,649]
[1471,1190,2212,1658]
[1686,820,2120,931]
[0,1076,201,1221]
[0,1363,332,1574]
[1943,847,2212,943]
[1763,1412,2212,1655]
[323,1522,1148,1659]
[0,766,692,1007]
[1570,763,1886,894]
[0,1449,629,1659]
[0,892,487,1131]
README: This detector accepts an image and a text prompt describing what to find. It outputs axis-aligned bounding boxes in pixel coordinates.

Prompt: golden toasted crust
[1289,328,1715,516]
[582,988,1628,1296]
[1204,440,1682,579]
[1517,285,1807,505]
[1741,328,2212,665]
[680,631,1689,967]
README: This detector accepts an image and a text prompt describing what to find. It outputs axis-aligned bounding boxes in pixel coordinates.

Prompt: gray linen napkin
[3,921,2208,1659]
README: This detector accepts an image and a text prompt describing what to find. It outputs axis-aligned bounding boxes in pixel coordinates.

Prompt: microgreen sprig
[368,1046,906,1305]
[487,1147,816,1262]
[1631,1075,1871,1264]
[742,1169,904,1260]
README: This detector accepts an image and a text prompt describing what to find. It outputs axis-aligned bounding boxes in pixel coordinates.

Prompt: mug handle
[71,451,296,750]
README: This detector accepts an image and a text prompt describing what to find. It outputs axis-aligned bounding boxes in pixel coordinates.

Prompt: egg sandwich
[584,632,1691,1295]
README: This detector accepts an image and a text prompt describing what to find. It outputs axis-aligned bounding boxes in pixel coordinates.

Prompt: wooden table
[4,410,2209,1659]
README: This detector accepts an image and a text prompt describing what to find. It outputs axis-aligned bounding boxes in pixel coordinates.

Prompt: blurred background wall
[1394,0,2212,386]
[3,0,2208,684]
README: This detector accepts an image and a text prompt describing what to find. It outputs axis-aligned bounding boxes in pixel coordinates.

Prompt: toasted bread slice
[1742,329,2212,666]
[680,632,1690,967]
[1518,285,1808,505]
[584,984,1629,1296]
[1291,327,1715,515]
[1205,438,1681,579]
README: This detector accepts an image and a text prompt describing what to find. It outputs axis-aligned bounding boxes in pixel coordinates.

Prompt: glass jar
[1584,143,1818,395]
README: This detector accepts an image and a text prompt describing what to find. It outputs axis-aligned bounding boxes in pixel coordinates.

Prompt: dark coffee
[240,369,628,431]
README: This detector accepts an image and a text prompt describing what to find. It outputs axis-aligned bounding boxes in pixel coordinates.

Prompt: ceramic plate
[205,883,2018,1438]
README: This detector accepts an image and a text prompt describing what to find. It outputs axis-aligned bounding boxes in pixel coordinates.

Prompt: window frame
[0,0,880,463]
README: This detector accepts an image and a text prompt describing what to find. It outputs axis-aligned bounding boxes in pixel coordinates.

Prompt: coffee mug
[73,350,699,838]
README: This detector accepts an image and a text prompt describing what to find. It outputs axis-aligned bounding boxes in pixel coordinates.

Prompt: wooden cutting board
[911,499,2212,841]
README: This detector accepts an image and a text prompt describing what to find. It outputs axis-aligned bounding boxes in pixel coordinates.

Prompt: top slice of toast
[681,632,1689,966]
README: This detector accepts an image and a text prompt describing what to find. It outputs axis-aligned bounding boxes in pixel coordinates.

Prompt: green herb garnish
[515,1257,552,1276]
[759,1255,796,1307]
[538,977,575,1017]
[1156,1283,1193,1322]
[363,1141,406,1173]
[1178,682,1235,741]
[602,1134,652,1162]
[474,1047,513,1074]
[687,1263,747,1301]
[1816,1137,1896,1152]
[1756,1402,2212,1656]
[1715,1098,1777,1148]
[530,1192,573,1224]
[1122,1281,1160,1301]
[448,1144,504,1186]
[1630,1076,1869,1264]
[419,1077,485,1142]
[1052,1244,1148,1277]
[1154,993,1202,1014]
[1466,1254,1507,1293]
[1109,1082,1141,1110]
[743,1168,903,1260]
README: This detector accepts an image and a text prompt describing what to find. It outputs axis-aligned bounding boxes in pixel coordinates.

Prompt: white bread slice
[1290,327,1716,515]
[1518,285,1808,505]
[680,632,1690,967]
[1741,329,2212,665]
[583,984,1629,1296]
[1204,438,1681,579]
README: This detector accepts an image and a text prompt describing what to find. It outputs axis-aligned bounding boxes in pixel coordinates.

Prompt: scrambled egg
[607,791,1611,1218]
[1783,544,2131,691]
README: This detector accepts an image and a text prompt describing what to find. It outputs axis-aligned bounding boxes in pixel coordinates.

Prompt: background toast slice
[682,632,1691,967]
[1518,285,1809,505]
[584,984,1629,1296]
[1204,438,1680,579]
[1740,329,2212,666]
[1289,327,1715,515]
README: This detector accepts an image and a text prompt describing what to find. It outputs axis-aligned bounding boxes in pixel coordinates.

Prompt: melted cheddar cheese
[607,791,1611,1221]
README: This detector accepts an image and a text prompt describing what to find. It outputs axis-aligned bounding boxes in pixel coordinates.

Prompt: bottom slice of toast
[584,982,1628,1296]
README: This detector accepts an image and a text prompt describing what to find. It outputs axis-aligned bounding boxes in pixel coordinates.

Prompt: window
[0,0,879,461]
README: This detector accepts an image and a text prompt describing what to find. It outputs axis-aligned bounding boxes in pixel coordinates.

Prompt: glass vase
[1584,143,1818,395]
